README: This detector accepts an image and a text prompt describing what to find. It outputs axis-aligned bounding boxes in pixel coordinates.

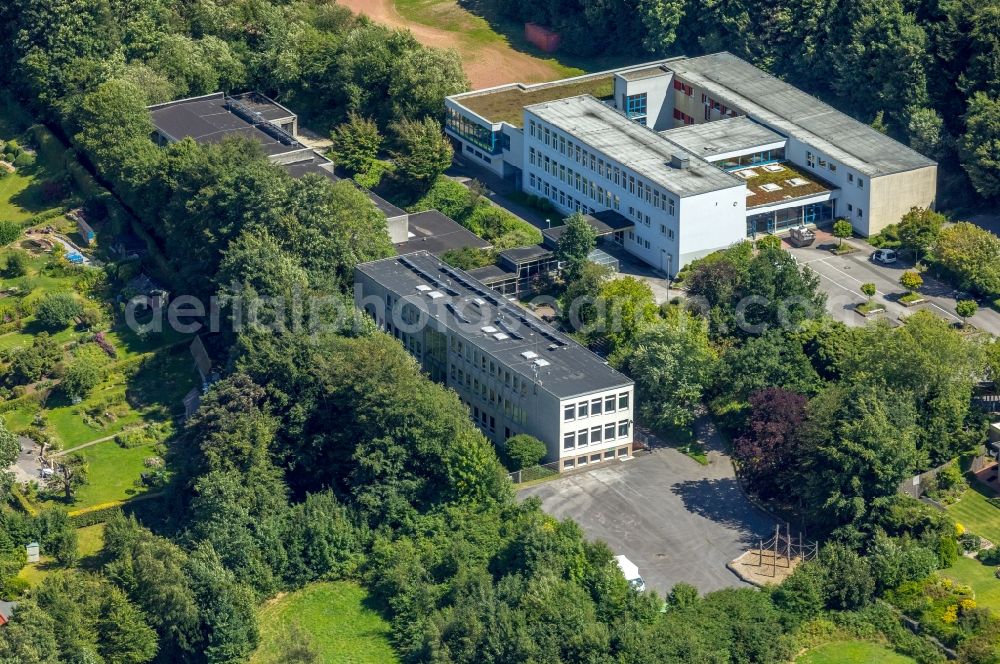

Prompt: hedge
[9,488,40,517]
[25,123,67,168]
[67,491,165,527]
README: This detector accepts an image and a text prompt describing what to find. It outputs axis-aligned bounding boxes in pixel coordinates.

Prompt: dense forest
[484,0,1000,209]
[0,0,998,662]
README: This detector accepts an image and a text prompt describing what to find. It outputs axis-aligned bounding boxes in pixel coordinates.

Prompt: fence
[508,460,560,484]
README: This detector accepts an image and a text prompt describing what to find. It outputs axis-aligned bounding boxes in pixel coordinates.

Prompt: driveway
[11,436,43,485]
[518,419,776,594]
[784,230,1000,334]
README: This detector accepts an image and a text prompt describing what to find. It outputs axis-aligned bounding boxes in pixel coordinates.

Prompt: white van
[615,555,646,592]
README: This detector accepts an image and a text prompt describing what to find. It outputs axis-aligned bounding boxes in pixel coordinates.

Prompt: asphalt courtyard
[784,230,1000,334]
[518,426,776,594]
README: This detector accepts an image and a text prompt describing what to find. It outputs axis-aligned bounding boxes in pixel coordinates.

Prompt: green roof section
[456,75,615,127]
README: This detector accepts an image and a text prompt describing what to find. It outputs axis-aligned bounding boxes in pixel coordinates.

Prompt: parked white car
[615,555,646,592]
[872,248,897,264]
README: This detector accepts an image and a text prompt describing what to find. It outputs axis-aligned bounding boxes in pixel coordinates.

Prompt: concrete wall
[867,165,938,236]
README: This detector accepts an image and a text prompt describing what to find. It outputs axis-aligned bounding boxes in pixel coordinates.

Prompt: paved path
[518,416,776,594]
[785,230,1000,333]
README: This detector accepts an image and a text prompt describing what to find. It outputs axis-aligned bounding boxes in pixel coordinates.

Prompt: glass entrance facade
[746,200,834,236]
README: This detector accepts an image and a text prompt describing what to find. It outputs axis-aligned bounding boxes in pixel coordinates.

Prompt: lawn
[49,439,160,509]
[796,640,915,663]
[948,481,1000,545]
[16,523,107,587]
[0,96,70,223]
[943,556,1000,612]
[251,581,399,664]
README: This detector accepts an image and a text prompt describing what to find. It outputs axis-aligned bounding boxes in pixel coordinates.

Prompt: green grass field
[251,582,399,664]
[64,439,160,508]
[796,640,915,663]
[943,556,1000,612]
[948,481,1000,545]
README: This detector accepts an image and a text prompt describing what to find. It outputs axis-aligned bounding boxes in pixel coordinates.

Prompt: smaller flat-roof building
[149,92,491,257]
[356,251,635,470]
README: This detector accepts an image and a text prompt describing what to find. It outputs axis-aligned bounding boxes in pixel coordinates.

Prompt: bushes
[0,220,21,246]
[34,292,83,329]
[504,434,548,470]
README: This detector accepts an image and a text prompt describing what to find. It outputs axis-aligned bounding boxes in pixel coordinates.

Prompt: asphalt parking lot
[518,436,775,595]
[784,231,1000,334]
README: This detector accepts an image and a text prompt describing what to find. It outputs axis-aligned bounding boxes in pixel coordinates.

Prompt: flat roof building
[149,92,490,257]
[356,251,635,470]
[445,51,937,274]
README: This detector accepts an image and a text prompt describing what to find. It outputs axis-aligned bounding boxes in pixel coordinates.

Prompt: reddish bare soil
[338,0,570,89]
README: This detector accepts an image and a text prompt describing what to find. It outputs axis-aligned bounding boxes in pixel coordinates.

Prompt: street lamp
[545,218,551,228]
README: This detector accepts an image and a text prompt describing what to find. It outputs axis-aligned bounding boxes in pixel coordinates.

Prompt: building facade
[445,52,937,275]
[355,251,634,471]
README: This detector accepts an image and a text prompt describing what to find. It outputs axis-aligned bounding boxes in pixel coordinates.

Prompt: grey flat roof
[229,92,295,122]
[280,153,339,181]
[356,251,632,399]
[526,96,744,197]
[666,53,936,177]
[467,264,516,283]
[542,209,634,246]
[660,116,785,159]
[618,66,668,82]
[149,93,302,158]
[500,244,553,264]
[395,210,492,256]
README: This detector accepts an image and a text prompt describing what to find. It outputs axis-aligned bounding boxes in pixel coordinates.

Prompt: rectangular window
[614,167,620,185]
[605,395,615,412]
[578,401,589,418]
[591,398,602,415]
[577,428,589,446]
[529,120,535,138]
[660,224,666,235]
[625,92,648,119]
[668,198,675,215]
[618,420,629,438]
[563,432,575,450]
[591,425,602,443]
[857,208,863,218]
[619,392,629,410]
[604,449,616,460]
[858,178,864,189]
[564,404,575,421]
[848,173,854,183]
[563,459,575,470]
[605,422,615,440]
[629,175,635,194]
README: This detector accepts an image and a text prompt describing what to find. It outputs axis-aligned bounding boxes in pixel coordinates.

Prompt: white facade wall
[523,111,746,275]
[557,387,635,471]
[613,72,676,130]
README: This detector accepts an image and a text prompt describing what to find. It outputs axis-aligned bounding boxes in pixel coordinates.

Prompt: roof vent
[533,358,551,367]
[521,351,539,360]
[670,153,690,170]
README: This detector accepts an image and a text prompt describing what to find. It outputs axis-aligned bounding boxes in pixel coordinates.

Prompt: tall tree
[960,92,1000,199]
[555,212,597,284]
[390,117,453,193]
[614,307,717,430]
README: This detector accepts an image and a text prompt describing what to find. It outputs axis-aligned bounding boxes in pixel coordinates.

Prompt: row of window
[846,203,864,219]
[806,151,865,190]
[564,392,630,421]
[563,446,629,469]
[529,173,591,214]
[563,420,631,451]
[673,79,694,96]
[527,122,678,211]
[463,143,492,164]
[673,108,695,125]
[452,338,531,396]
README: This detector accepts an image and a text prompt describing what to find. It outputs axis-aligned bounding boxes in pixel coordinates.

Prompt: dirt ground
[338,0,573,89]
